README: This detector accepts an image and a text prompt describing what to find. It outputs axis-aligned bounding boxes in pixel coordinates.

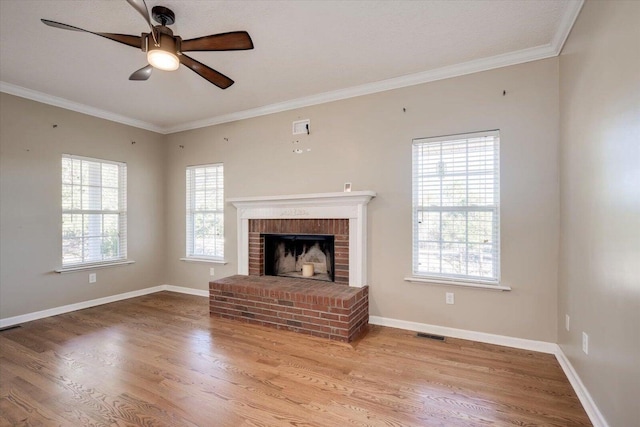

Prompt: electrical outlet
[89,273,96,284]
[209,267,215,276]
[445,292,454,305]
[582,332,589,355]
[565,314,570,331]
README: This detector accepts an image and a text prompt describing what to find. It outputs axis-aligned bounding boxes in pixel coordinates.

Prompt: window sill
[404,276,511,291]
[55,260,135,273]
[180,258,228,265]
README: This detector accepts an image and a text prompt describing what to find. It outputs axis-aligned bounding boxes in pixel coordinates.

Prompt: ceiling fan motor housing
[143,27,181,54]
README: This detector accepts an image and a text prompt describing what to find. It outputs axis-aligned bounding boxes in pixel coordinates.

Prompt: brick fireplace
[210,191,375,342]
[249,219,349,284]
[230,191,375,287]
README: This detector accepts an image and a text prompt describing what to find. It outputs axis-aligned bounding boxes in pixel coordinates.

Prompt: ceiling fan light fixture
[147,48,179,71]
[146,30,180,71]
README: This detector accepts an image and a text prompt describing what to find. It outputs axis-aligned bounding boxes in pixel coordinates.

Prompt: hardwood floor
[0,292,591,426]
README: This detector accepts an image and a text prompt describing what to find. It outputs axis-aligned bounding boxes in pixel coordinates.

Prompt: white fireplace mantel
[228,191,376,287]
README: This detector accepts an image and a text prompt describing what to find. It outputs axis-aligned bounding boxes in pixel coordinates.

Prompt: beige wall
[0,94,166,318]
[1,58,562,343]
[165,58,561,342]
[558,1,640,426]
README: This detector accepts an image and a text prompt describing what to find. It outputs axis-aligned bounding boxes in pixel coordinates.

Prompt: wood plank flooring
[0,292,591,426]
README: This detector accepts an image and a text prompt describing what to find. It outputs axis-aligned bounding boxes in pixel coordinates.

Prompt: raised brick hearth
[210,275,369,342]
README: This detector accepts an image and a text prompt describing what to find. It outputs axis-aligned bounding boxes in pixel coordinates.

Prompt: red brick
[210,276,368,342]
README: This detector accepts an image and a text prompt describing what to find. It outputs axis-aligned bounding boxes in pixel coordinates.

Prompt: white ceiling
[0,0,582,134]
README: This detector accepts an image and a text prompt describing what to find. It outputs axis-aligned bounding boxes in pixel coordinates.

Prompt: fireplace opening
[264,234,335,282]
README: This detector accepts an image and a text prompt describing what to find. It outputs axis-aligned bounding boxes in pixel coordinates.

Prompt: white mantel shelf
[228,191,376,206]
[229,191,376,287]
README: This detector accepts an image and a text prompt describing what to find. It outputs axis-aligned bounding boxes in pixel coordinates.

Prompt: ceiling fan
[41,0,253,89]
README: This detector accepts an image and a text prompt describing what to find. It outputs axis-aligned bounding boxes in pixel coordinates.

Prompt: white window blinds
[412,131,500,284]
[186,164,224,260]
[62,155,127,267]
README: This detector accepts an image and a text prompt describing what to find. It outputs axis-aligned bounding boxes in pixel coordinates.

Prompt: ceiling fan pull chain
[151,27,160,48]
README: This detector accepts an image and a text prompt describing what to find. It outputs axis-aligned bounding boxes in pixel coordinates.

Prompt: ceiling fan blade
[95,33,142,48]
[41,19,142,49]
[125,0,155,33]
[41,19,87,32]
[129,64,153,81]
[180,54,234,89]
[181,31,254,52]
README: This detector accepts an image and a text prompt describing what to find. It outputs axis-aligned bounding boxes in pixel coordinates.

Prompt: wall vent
[416,332,446,341]
[292,119,310,135]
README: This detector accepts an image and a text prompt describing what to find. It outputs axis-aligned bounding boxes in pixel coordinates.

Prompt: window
[186,164,224,260]
[62,155,127,267]
[412,131,500,284]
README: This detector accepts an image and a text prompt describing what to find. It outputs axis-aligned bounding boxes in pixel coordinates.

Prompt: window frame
[60,154,128,269]
[411,130,501,286]
[185,163,225,261]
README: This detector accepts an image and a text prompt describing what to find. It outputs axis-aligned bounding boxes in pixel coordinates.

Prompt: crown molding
[165,42,560,134]
[0,81,163,134]
[2,1,584,135]
[552,0,585,55]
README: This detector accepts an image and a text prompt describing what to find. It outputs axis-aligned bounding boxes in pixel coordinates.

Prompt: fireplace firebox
[264,234,335,282]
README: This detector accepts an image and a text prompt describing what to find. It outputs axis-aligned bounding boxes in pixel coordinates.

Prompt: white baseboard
[0,284,209,328]
[369,315,608,427]
[369,315,558,354]
[0,290,607,427]
[163,284,209,297]
[0,285,164,328]
[554,347,609,427]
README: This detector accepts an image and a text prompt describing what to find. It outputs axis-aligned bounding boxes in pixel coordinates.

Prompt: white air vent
[292,119,310,135]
